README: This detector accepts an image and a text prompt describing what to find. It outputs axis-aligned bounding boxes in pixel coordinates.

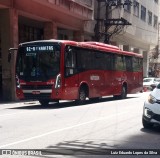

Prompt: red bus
[8,39,143,105]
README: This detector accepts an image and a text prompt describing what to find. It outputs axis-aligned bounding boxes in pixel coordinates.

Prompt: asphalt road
[0,92,160,158]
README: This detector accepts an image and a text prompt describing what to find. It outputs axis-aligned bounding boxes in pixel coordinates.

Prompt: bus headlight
[55,74,61,89]
[148,94,156,104]
[16,75,21,89]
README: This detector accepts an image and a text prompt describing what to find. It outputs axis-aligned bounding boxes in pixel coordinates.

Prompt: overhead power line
[94,0,132,44]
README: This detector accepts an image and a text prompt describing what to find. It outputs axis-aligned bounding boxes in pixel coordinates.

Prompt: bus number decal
[90,75,100,81]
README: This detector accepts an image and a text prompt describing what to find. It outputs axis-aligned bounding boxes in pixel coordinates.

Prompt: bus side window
[94,51,104,70]
[115,55,125,71]
[125,56,133,71]
[65,46,76,77]
[105,53,113,70]
[139,58,143,72]
[133,57,139,72]
[133,57,143,72]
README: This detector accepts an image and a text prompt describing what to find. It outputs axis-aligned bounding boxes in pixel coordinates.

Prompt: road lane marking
[0,111,128,148]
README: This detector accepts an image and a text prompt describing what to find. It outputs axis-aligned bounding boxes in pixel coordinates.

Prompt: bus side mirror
[8,48,18,63]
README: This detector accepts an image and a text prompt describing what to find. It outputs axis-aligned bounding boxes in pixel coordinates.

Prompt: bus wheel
[77,87,87,105]
[39,100,49,106]
[113,86,127,100]
[120,86,127,99]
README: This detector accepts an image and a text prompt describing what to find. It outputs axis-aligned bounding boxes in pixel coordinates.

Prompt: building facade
[148,0,160,77]
[0,0,94,101]
[94,0,159,78]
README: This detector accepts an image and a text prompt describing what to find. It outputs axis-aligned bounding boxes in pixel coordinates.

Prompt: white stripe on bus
[23,90,52,93]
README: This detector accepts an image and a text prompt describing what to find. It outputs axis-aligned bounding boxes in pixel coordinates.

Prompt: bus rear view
[15,41,61,105]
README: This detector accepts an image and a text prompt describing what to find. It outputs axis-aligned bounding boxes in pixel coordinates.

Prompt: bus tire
[39,100,49,106]
[76,87,87,105]
[113,85,127,100]
[120,85,127,99]
[113,95,119,100]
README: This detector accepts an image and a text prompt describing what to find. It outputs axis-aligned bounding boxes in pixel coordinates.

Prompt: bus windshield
[16,44,61,81]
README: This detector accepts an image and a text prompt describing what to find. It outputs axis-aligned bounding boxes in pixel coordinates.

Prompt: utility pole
[104,0,109,44]
[95,0,132,44]
[94,1,101,42]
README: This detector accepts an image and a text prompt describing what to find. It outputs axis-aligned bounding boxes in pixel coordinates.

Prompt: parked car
[143,77,160,91]
[150,78,160,90]
[142,83,160,128]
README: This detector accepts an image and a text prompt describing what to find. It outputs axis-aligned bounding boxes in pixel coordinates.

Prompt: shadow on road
[38,126,160,157]
[8,96,136,110]
[141,126,160,134]
[41,140,117,156]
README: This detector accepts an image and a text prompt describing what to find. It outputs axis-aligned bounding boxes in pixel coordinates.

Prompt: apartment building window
[154,15,158,29]
[133,0,139,17]
[19,24,44,43]
[124,0,132,13]
[141,5,146,21]
[148,11,152,25]
[58,34,68,40]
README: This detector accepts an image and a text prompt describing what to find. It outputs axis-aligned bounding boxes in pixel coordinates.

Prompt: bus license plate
[32,91,40,95]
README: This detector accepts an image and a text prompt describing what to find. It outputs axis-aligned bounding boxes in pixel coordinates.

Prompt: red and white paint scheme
[10,39,143,105]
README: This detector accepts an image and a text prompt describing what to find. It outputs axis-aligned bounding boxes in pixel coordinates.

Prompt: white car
[150,78,160,90]
[142,84,160,128]
[143,77,158,91]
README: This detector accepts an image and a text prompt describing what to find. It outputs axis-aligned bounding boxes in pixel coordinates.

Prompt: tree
[149,45,160,77]
[94,0,132,44]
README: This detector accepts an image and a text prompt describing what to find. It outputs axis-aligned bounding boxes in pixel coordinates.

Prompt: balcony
[33,0,93,20]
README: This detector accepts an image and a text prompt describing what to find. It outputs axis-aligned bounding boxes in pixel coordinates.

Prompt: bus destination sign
[26,46,54,52]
